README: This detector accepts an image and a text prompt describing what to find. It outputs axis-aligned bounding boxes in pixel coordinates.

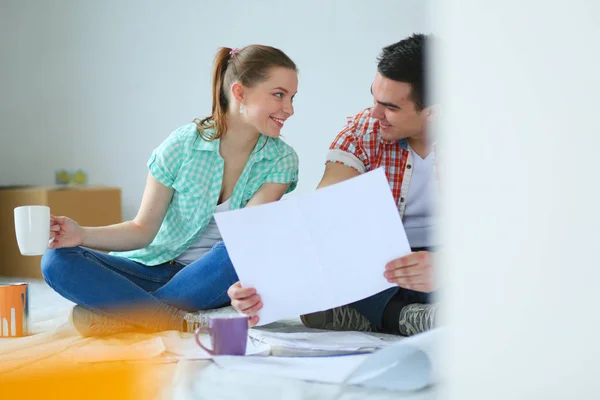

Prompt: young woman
[42,45,299,337]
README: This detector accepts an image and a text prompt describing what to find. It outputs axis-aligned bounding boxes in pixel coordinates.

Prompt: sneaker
[398,303,437,336]
[69,305,139,337]
[183,306,238,333]
[300,306,373,332]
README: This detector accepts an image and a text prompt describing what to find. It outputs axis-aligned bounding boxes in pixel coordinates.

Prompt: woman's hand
[228,281,262,327]
[49,215,84,249]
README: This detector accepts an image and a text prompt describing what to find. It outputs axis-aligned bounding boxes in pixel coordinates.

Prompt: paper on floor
[213,354,370,384]
[214,328,442,392]
[215,168,410,326]
[248,329,393,356]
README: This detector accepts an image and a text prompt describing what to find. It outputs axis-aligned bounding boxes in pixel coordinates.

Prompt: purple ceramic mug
[194,315,249,356]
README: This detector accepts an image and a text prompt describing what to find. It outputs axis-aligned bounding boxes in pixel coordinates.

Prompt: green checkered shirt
[112,123,299,266]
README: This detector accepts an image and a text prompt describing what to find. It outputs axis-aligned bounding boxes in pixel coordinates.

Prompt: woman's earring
[239,104,245,114]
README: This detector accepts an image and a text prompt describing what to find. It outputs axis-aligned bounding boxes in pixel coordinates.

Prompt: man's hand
[384,251,435,292]
[228,282,262,327]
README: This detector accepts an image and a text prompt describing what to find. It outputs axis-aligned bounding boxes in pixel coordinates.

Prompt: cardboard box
[0,186,122,278]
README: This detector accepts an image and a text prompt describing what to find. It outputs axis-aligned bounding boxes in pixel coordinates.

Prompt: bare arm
[245,182,291,207]
[80,173,173,251]
[316,162,361,189]
[81,173,173,251]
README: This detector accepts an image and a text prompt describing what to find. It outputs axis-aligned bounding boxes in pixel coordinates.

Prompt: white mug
[14,206,51,256]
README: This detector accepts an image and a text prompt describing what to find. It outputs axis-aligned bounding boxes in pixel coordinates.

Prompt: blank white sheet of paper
[215,168,410,325]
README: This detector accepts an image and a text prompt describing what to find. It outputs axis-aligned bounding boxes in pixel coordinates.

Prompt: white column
[2,317,8,337]
[434,1,600,399]
[10,308,16,337]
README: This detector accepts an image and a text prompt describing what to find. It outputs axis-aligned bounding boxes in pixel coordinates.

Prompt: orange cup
[0,283,29,337]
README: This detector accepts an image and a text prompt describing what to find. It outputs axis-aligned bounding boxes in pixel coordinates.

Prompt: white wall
[0,0,429,219]
[436,0,600,398]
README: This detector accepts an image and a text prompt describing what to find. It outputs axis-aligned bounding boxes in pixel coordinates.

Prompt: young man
[229,34,439,336]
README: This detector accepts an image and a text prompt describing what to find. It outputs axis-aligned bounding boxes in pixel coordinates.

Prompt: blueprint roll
[344,328,442,391]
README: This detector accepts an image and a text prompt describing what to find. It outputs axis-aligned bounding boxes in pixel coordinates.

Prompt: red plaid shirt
[326,107,435,217]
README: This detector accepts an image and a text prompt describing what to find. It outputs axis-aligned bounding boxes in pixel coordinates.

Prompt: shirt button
[184,188,189,193]
[407,164,412,169]
[400,197,405,203]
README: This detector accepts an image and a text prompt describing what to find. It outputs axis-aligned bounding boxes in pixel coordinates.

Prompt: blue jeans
[41,241,238,330]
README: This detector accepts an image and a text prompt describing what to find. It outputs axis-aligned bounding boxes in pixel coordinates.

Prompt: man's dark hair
[377,33,429,110]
